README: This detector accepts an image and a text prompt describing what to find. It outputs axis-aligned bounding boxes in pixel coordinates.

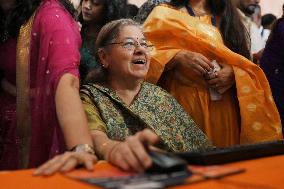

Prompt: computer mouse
[145,150,190,174]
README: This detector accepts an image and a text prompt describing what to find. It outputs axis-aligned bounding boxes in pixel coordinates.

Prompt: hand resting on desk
[33,129,160,176]
[93,129,160,173]
[33,151,97,176]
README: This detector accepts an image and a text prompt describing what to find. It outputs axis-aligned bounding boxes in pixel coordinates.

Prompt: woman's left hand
[206,63,235,94]
[33,151,97,176]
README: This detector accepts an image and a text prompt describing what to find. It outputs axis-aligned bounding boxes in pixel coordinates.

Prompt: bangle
[97,141,111,160]
[70,144,95,155]
[101,141,110,149]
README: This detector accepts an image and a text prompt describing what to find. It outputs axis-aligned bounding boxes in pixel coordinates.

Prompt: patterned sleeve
[80,91,107,132]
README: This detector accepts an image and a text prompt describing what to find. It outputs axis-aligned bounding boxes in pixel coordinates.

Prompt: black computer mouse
[145,150,189,174]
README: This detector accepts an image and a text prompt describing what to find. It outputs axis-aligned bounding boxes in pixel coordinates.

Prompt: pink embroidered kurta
[0,0,81,169]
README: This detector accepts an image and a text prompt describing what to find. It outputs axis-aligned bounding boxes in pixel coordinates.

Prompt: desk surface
[1,155,284,189]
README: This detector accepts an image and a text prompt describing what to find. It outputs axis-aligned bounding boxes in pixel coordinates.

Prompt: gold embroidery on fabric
[16,13,36,168]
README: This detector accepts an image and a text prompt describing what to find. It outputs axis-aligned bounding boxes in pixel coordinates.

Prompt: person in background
[135,0,171,23]
[34,19,211,175]
[234,0,265,56]
[79,0,128,82]
[261,13,277,43]
[260,4,284,135]
[143,0,282,147]
[126,4,139,19]
[0,0,97,170]
[250,4,261,28]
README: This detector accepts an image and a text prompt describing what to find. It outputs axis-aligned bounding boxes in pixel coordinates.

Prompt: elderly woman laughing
[34,19,211,175]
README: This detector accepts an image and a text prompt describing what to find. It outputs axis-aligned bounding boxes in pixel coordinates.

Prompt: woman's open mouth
[132,59,146,65]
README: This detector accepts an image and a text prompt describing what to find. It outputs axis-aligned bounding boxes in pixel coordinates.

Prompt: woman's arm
[33,74,98,176]
[55,73,93,149]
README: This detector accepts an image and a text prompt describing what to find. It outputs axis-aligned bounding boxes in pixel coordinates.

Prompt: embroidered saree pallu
[81,82,211,152]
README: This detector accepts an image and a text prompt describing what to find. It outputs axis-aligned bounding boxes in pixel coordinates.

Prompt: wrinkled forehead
[115,25,145,41]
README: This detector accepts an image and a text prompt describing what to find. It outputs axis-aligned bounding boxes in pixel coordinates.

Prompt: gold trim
[16,13,36,169]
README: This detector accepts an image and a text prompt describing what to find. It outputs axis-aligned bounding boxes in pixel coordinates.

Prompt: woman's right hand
[33,151,97,176]
[105,129,160,172]
[169,50,214,76]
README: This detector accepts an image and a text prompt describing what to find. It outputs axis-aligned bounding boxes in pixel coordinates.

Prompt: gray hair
[85,19,141,83]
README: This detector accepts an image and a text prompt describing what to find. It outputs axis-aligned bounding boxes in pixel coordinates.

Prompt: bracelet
[97,141,111,160]
[70,144,95,155]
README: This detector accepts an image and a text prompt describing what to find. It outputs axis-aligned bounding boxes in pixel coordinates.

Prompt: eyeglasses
[106,38,154,52]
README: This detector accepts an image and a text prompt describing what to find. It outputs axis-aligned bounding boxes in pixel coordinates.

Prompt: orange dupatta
[143,5,282,146]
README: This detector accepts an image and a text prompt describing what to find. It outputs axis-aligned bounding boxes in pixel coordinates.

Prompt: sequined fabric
[15,11,35,168]
[0,0,82,169]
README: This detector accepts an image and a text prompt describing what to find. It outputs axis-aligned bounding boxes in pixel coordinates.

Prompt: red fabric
[29,0,81,168]
[0,0,81,169]
[0,39,18,170]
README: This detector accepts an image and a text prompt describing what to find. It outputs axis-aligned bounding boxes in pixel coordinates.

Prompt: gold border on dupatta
[16,13,36,169]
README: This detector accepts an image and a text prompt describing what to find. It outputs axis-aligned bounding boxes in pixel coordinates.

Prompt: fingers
[206,67,235,94]
[120,142,144,172]
[108,129,160,172]
[110,149,131,171]
[137,129,159,145]
[34,152,72,176]
[108,143,132,171]
[127,135,153,170]
[60,152,96,172]
[109,140,147,172]
[207,77,220,87]
[192,63,208,76]
[59,157,78,172]
[179,51,213,75]
[190,57,212,75]
[204,70,218,80]
[125,130,159,171]
[198,55,213,70]
[33,152,97,176]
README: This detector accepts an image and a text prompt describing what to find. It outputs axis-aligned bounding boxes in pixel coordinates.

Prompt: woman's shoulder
[81,83,111,95]
[37,0,67,16]
[35,0,77,30]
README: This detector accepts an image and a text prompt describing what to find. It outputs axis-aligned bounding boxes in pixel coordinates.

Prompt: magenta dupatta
[0,0,81,169]
[28,0,81,167]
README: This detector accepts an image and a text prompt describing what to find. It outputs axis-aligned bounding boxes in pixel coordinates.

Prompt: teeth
[133,59,146,64]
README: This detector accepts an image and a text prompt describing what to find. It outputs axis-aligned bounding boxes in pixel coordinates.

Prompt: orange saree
[143,5,282,147]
